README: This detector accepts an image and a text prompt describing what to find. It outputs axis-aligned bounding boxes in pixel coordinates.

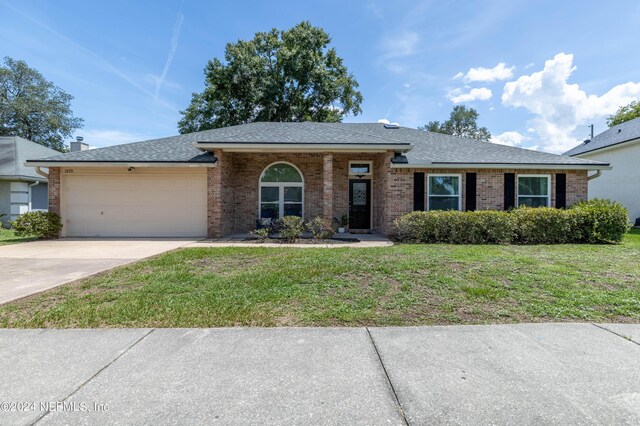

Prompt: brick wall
[380,168,589,236]
[48,167,61,215]
[206,151,589,236]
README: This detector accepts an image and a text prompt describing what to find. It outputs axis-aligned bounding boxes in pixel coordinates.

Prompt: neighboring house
[0,136,60,227]
[25,122,608,238]
[565,117,640,224]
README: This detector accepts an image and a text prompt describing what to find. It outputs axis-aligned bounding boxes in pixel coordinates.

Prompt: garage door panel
[63,173,208,237]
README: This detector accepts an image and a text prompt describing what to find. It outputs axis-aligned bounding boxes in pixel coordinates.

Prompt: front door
[349,179,371,229]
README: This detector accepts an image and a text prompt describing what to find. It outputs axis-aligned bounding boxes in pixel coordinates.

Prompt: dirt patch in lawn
[189,255,265,276]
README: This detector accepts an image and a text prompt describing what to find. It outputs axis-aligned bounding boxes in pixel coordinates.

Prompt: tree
[0,57,83,151]
[607,100,640,127]
[419,105,491,141]
[178,21,363,133]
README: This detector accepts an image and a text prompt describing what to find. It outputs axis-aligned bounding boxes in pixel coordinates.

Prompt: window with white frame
[517,175,550,207]
[259,162,304,220]
[427,174,461,211]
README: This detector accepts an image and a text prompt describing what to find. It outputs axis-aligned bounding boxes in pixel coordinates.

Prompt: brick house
[26,122,609,238]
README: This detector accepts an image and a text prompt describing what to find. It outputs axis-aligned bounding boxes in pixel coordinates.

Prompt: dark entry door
[349,179,371,229]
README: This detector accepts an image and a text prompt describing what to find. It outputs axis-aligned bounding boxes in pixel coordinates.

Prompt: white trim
[196,143,409,153]
[427,173,462,211]
[516,174,551,207]
[258,161,304,220]
[390,163,610,171]
[347,160,374,230]
[25,162,215,168]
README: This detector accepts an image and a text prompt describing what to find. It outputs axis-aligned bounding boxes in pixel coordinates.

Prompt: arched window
[259,162,304,220]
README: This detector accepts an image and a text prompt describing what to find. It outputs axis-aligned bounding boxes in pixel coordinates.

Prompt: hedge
[395,199,629,244]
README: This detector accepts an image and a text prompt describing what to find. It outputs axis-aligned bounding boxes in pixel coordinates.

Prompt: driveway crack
[592,323,640,346]
[30,328,155,425]
[366,327,410,426]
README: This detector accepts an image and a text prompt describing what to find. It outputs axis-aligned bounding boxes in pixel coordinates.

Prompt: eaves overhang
[390,162,611,171]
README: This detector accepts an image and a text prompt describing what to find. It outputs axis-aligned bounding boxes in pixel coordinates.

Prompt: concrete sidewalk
[1,324,639,425]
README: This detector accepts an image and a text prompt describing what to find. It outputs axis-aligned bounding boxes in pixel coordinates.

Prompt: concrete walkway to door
[0,238,198,305]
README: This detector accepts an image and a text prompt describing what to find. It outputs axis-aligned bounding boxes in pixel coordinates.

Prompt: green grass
[0,228,36,246]
[1,230,639,328]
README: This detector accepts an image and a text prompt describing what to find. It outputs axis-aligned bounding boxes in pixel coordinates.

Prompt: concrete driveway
[0,324,639,425]
[0,238,198,305]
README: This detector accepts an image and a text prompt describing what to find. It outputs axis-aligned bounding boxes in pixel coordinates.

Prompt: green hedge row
[395,199,629,244]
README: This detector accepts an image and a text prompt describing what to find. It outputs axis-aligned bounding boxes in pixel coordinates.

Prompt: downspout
[35,166,49,179]
[588,170,602,181]
[28,181,39,212]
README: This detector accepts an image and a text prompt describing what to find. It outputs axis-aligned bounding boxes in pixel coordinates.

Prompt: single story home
[565,117,640,224]
[0,136,59,227]
[26,122,609,238]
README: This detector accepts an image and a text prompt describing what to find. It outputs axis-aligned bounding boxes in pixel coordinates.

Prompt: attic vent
[618,129,622,133]
[384,123,400,129]
[583,139,590,144]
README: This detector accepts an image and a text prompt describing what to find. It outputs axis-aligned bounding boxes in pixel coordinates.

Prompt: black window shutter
[413,172,425,211]
[465,173,477,211]
[556,173,567,208]
[504,173,515,210]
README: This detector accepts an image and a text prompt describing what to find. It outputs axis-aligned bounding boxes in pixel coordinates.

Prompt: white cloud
[154,12,184,101]
[501,52,640,153]
[381,31,420,58]
[448,87,492,103]
[492,131,529,147]
[79,130,151,148]
[457,62,515,83]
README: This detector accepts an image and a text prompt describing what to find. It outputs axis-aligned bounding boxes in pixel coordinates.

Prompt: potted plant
[334,214,349,234]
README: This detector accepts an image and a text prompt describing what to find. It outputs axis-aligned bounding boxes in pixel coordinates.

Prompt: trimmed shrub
[251,228,271,241]
[278,216,305,242]
[570,198,629,243]
[11,211,63,239]
[307,217,334,240]
[395,199,629,245]
[512,207,575,244]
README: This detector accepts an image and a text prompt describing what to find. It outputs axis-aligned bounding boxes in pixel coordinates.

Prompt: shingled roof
[26,122,607,169]
[0,136,60,181]
[564,117,640,157]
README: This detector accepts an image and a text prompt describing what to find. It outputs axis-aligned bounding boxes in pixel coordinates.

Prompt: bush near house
[11,211,63,239]
[306,217,334,240]
[278,216,305,242]
[396,199,628,244]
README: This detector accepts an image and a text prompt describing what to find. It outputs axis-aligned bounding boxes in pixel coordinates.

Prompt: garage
[62,168,208,237]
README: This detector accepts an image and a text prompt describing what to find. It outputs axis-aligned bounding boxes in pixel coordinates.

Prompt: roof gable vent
[384,123,400,129]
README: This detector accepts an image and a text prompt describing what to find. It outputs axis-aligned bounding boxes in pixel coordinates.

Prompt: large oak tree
[0,57,83,151]
[420,105,491,142]
[178,21,363,133]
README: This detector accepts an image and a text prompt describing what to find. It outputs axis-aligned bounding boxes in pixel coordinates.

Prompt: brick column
[48,167,61,215]
[323,153,333,220]
[207,150,223,238]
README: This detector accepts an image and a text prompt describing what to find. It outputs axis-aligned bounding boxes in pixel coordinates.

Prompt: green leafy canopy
[0,57,83,151]
[607,100,640,127]
[178,21,363,133]
[419,105,492,142]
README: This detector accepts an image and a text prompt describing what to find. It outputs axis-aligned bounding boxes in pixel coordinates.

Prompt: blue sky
[2,0,639,153]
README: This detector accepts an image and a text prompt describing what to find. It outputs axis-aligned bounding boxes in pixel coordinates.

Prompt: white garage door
[63,172,208,237]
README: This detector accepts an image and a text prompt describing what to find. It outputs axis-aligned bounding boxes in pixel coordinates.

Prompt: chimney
[70,136,89,152]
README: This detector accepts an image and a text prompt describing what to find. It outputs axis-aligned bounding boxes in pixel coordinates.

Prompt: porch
[207,151,394,238]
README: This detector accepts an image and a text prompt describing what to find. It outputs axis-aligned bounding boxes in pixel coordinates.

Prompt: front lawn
[1,230,639,328]
[0,228,35,246]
